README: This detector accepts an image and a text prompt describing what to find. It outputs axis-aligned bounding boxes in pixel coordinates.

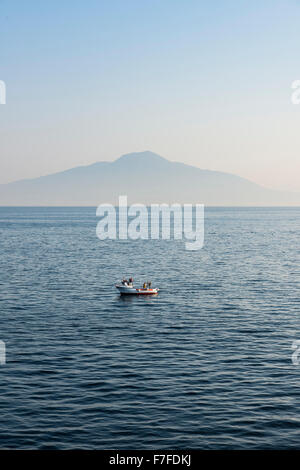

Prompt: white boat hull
[116,285,159,295]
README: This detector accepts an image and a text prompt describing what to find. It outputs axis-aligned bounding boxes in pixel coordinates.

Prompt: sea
[0,206,299,449]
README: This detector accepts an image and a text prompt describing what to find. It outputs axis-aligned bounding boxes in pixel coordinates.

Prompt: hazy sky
[1,0,300,191]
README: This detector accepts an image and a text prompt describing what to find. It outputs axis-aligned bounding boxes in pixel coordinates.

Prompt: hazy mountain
[0,151,299,206]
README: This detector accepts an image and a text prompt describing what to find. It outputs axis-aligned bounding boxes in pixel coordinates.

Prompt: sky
[0,0,300,191]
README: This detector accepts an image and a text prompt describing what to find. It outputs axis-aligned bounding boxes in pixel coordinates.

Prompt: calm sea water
[0,206,299,449]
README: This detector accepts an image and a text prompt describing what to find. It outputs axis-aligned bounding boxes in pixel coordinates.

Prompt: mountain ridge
[0,151,299,206]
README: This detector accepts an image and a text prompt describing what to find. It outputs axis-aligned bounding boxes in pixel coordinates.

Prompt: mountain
[0,151,299,206]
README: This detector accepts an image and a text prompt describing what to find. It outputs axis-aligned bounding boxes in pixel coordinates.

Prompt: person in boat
[128,277,133,286]
[143,282,147,289]
[148,281,152,288]
[122,279,128,286]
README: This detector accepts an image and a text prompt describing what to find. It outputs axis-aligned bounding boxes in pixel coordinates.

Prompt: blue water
[0,206,299,449]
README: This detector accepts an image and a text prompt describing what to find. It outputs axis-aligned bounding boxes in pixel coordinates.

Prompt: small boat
[116,284,159,295]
